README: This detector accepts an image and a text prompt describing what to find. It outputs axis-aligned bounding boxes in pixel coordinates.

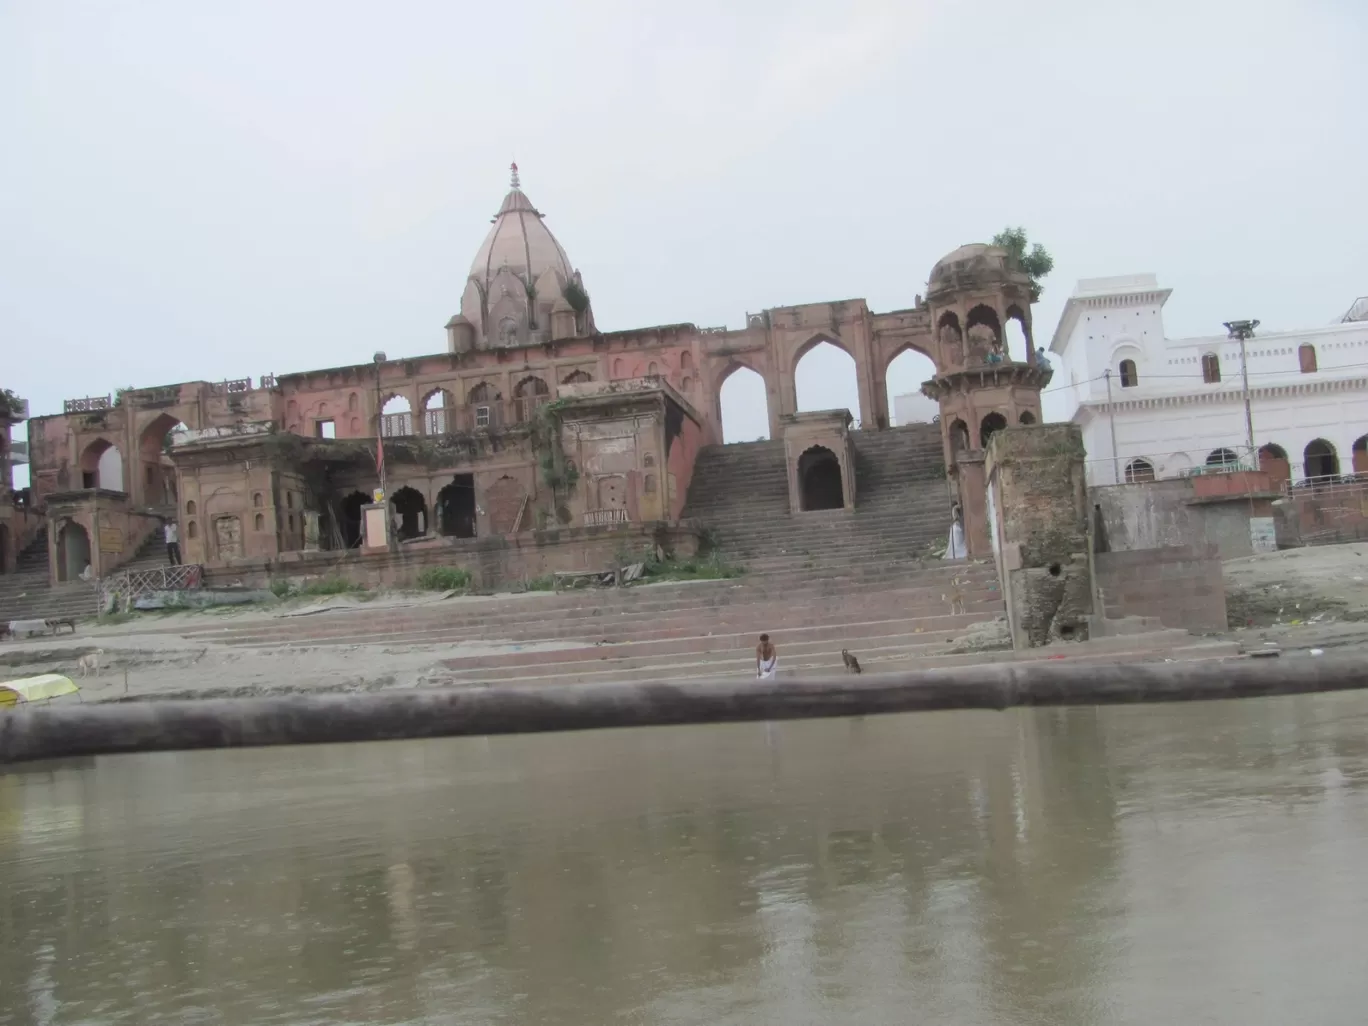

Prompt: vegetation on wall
[992,227,1055,301]
[0,388,24,418]
[531,398,579,497]
[562,279,590,314]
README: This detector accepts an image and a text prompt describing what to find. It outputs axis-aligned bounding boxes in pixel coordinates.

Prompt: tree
[992,226,1054,301]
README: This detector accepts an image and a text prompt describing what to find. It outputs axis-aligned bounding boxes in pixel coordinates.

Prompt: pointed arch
[884,345,938,426]
[514,375,550,422]
[562,369,593,385]
[718,362,770,443]
[794,336,860,426]
[1304,439,1339,480]
[381,394,413,437]
[422,387,453,435]
[1004,304,1031,362]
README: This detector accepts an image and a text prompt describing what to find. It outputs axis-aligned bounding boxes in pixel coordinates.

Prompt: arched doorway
[437,475,477,537]
[390,486,427,541]
[1304,439,1339,481]
[1259,444,1291,488]
[884,348,938,426]
[718,364,769,443]
[795,341,860,426]
[423,389,452,435]
[948,419,971,456]
[339,491,369,548]
[1004,305,1031,363]
[979,412,1008,449]
[965,305,1004,364]
[513,376,550,422]
[1353,435,1368,475]
[798,446,844,511]
[139,413,188,508]
[381,395,413,437]
[57,521,91,582]
[79,439,124,491]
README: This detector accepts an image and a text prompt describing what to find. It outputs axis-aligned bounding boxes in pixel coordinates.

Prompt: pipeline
[2,658,1366,766]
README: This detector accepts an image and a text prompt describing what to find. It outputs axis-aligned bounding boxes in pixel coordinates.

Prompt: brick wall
[1275,479,1368,547]
[1094,544,1227,632]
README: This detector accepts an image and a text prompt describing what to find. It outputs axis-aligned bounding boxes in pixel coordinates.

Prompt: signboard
[372,489,385,503]
[583,508,629,527]
[1249,517,1277,554]
[99,527,123,553]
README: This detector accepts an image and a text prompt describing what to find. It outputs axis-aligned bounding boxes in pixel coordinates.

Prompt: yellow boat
[0,674,81,708]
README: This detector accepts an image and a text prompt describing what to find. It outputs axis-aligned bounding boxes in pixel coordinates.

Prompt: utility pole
[373,351,388,502]
[1223,320,1260,469]
[1104,369,1119,484]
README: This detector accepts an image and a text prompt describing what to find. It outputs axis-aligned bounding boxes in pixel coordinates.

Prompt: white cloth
[164,522,178,544]
[757,655,778,680]
[944,522,966,560]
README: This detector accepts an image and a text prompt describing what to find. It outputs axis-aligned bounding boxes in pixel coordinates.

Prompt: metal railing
[99,564,204,613]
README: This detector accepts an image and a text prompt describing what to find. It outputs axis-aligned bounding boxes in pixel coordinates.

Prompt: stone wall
[204,520,701,592]
[1095,544,1227,632]
[1092,476,1277,560]
[986,424,1095,649]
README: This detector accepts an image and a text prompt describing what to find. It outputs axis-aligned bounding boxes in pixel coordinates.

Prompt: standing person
[756,633,778,680]
[164,518,181,566]
[945,503,966,560]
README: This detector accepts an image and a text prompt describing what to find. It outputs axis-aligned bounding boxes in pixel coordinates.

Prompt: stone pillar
[302,510,321,551]
[361,502,389,551]
[986,423,1094,649]
[955,452,991,556]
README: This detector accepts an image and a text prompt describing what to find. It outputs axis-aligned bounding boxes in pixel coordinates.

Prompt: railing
[381,412,414,437]
[64,395,112,414]
[514,394,550,423]
[124,386,180,407]
[99,564,205,613]
[583,508,629,527]
[208,378,253,395]
[260,374,277,389]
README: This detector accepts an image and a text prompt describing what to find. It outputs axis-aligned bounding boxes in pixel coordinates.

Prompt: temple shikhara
[14,165,1052,591]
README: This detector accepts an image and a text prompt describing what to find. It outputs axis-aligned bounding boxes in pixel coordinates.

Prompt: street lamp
[1222,319,1259,469]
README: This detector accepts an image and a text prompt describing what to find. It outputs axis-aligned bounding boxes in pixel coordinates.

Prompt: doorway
[437,475,477,538]
[57,522,91,582]
[798,446,844,511]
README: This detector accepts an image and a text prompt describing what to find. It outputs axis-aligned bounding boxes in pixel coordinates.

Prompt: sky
[3,0,1365,481]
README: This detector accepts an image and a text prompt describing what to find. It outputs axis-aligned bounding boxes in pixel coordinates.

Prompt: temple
[17,166,1050,588]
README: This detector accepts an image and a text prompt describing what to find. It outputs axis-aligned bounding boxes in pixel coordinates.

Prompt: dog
[841,649,862,674]
[76,649,104,678]
[943,576,967,615]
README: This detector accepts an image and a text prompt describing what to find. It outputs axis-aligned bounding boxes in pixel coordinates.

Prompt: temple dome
[457,164,590,349]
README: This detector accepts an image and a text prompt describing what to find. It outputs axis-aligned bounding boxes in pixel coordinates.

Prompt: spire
[509,162,520,190]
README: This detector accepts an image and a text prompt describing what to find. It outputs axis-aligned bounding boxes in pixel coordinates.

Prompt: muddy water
[4,694,1368,1025]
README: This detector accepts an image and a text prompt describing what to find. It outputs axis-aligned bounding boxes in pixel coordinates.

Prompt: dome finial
[509,162,520,189]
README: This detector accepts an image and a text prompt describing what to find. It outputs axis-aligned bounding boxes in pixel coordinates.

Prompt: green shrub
[416,566,472,591]
[295,576,368,597]
[524,575,555,592]
[269,578,293,598]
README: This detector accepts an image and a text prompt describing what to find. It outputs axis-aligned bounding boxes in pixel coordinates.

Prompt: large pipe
[1,659,1363,766]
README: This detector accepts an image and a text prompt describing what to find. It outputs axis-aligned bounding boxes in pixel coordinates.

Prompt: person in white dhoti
[944,503,967,560]
[756,633,778,680]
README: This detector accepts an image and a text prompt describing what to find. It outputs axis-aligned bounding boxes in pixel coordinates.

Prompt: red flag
[375,430,384,485]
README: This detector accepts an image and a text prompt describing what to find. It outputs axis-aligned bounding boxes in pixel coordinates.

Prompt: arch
[1124,458,1156,483]
[965,305,1003,364]
[936,310,964,357]
[562,369,592,385]
[1260,443,1291,488]
[79,438,123,490]
[514,375,550,422]
[339,490,369,548]
[647,362,658,376]
[1298,343,1318,374]
[137,412,187,507]
[437,475,477,537]
[612,358,624,378]
[1201,353,1221,384]
[56,521,91,583]
[423,388,453,435]
[467,382,502,430]
[718,363,770,443]
[681,376,692,392]
[254,512,265,531]
[884,347,938,426]
[252,492,263,508]
[186,520,198,540]
[797,446,844,511]
[1165,452,1194,477]
[390,486,427,541]
[794,339,860,426]
[680,351,693,372]
[979,411,1008,449]
[186,499,198,516]
[948,418,971,456]
[1019,410,1036,425]
[643,473,656,494]
[348,392,359,413]
[1004,305,1031,362]
[1119,359,1138,388]
[1353,435,1368,475]
[381,394,413,437]
[1205,448,1240,469]
[1304,438,1339,480]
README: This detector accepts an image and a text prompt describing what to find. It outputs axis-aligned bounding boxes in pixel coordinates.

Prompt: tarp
[0,675,80,708]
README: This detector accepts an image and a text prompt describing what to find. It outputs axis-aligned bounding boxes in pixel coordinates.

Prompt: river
[3,692,1368,1025]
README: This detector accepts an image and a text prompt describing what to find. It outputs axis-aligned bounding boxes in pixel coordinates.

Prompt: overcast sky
[3,0,1365,481]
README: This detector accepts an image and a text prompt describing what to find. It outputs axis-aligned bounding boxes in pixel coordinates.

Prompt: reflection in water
[3,694,1368,1024]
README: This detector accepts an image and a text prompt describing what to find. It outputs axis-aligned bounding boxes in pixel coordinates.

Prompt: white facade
[1045,274,1368,487]
[892,391,940,426]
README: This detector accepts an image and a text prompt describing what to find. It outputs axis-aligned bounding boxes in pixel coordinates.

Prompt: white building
[1045,274,1368,487]
[892,391,940,426]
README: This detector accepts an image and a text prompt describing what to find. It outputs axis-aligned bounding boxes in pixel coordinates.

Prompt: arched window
[252,492,263,508]
[1201,353,1221,384]
[1124,458,1156,483]
[1298,343,1317,374]
[1119,359,1138,388]
[1206,448,1240,469]
[1304,439,1339,481]
[1019,411,1036,425]
[186,500,197,515]
[979,412,1008,449]
[187,521,198,540]
[254,513,265,531]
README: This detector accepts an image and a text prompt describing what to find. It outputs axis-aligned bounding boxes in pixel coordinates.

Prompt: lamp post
[1222,320,1259,470]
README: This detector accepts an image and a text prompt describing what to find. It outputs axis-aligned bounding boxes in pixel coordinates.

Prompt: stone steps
[0,530,100,623]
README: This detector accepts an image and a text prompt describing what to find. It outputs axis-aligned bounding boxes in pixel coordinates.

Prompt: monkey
[842,649,862,674]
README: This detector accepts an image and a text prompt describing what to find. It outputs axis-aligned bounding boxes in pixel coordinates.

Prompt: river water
[3,693,1368,1025]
